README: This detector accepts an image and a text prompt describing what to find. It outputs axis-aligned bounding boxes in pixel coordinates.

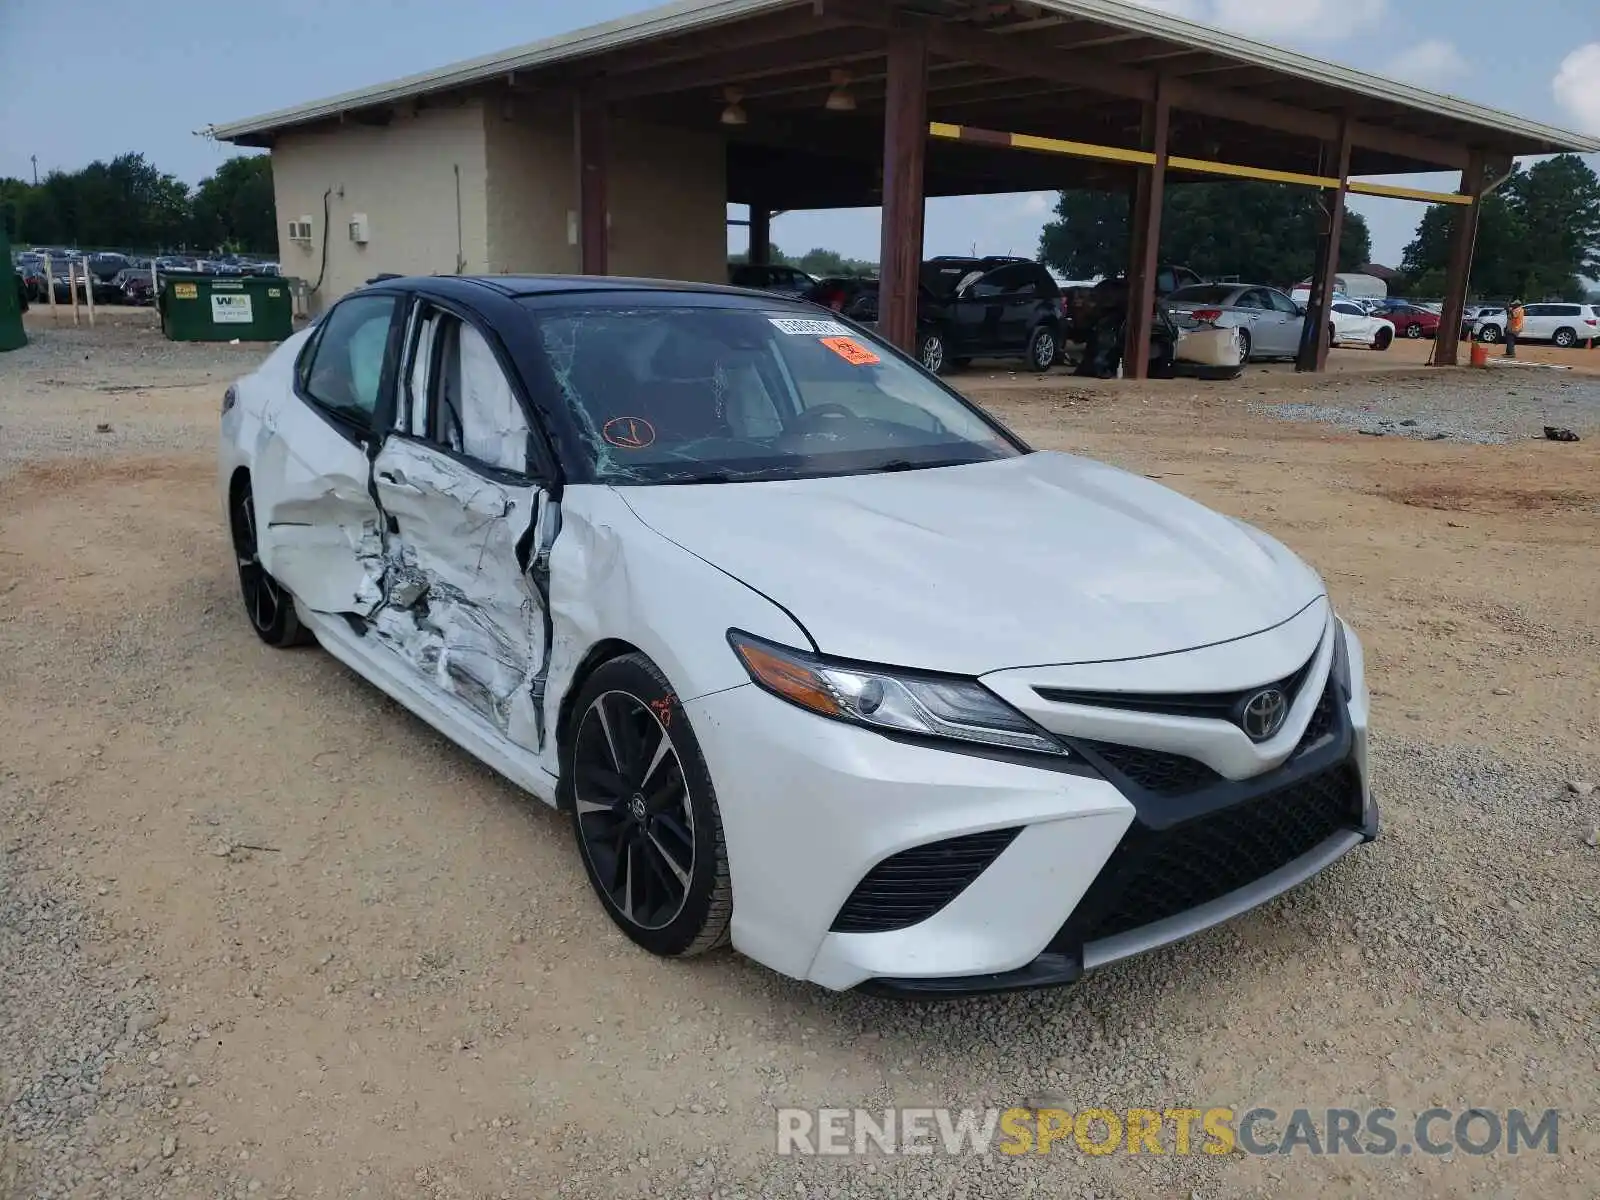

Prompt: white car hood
[618,452,1325,676]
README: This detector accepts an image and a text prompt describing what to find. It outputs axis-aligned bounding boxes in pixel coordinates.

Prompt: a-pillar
[1122,82,1169,379]
[577,89,609,275]
[877,23,929,355]
[1296,117,1352,373]
[1434,151,1488,367]
[749,205,771,266]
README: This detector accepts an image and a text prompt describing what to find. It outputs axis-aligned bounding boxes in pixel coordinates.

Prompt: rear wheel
[1405,322,1424,338]
[916,331,948,375]
[1236,328,1252,364]
[1552,327,1576,348]
[566,655,731,959]
[228,477,313,648]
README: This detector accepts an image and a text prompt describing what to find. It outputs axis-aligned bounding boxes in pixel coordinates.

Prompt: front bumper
[686,622,1376,995]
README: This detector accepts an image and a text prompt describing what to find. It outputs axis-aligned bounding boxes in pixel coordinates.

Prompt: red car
[1380,305,1439,339]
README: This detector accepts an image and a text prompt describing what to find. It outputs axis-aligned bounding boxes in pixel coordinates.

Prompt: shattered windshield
[524,305,1023,484]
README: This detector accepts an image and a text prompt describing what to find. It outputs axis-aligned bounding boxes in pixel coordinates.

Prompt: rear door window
[403,304,533,474]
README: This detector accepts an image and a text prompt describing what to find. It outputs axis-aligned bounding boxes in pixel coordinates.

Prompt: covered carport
[212,0,1598,375]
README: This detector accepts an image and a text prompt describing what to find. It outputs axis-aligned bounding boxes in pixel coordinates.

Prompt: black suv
[847,257,1064,375]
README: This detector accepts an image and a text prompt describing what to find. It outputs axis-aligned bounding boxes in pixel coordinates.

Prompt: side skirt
[298,605,561,807]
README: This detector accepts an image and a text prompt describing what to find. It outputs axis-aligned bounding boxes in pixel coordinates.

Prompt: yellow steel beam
[929,121,1155,166]
[1346,179,1474,205]
[1167,156,1341,189]
[929,123,1476,205]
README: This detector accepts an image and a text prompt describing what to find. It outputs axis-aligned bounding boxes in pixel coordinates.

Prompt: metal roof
[207,0,1600,158]
[207,0,799,142]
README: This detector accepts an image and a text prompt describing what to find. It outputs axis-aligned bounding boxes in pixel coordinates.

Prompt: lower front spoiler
[862,798,1381,1000]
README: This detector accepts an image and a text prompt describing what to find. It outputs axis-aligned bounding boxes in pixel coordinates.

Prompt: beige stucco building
[268,95,727,310]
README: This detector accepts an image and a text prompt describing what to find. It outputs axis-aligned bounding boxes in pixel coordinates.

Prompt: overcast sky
[2,0,1596,266]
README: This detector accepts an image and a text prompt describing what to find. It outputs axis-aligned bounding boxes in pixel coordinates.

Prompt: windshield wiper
[660,470,736,485]
[871,458,966,474]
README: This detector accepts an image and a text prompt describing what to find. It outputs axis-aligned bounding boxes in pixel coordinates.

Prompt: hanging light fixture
[719,87,748,126]
[824,69,856,113]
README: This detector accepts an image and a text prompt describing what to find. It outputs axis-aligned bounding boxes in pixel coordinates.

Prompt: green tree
[190,155,276,253]
[0,177,29,241]
[792,246,875,277]
[1036,190,1130,279]
[1039,181,1370,285]
[1399,155,1600,300]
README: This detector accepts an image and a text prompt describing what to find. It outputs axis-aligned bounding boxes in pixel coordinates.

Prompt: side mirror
[1295,304,1307,316]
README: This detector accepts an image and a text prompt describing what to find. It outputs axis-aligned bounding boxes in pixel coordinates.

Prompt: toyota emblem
[1239,688,1289,742]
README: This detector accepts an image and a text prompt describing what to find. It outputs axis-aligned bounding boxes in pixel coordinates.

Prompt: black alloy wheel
[228,478,311,647]
[567,655,731,957]
[1028,325,1058,372]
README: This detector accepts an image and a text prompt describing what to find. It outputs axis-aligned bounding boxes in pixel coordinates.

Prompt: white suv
[1479,302,1599,347]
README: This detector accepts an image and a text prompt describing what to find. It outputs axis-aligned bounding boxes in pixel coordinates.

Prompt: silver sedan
[1166,283,1309,363]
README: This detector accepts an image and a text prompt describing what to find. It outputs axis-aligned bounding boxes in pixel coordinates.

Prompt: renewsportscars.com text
[775,1106,1560,1157]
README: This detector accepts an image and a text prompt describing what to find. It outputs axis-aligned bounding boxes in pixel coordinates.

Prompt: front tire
[1552,327,1576,348]
[1374,325,1393,351]
[917,331,948,375]
[1477,323,1502,344]
[1405,322,1424,338]
[566,654,732,959]
[1027,325,1058,372]
[228,478,313,648]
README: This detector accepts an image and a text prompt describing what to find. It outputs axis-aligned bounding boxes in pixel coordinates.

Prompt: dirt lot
[2,311,1597,1200]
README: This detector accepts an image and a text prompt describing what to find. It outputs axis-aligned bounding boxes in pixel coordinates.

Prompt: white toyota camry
[219,275,1378,996]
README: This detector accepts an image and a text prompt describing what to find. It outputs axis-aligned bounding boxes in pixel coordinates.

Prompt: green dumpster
[1,229,26,352]
[159,272,293,342]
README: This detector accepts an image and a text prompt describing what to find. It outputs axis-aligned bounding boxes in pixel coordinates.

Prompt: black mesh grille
[831,828,1022,933]
[1078,682,1346,798]
[1079,741,1222,796]
[1295,684,1340,754]
[1036,653,1319,728]
[1051,763,1363,949]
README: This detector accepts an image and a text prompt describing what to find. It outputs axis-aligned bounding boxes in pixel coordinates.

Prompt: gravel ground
[0,316,274,478]
[1252,370,1600,443]
[2,322,1597,1198]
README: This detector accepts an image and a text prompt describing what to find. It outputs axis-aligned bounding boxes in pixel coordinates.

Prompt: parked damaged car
[219,274,1378,996]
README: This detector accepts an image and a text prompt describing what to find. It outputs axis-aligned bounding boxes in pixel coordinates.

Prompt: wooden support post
[576,91,609,276]
[84,261,96,328]
[44,257,57,320]
[1296,117,1352,373]
[1434,151,1487,367]
[877,23,928,355]
[69,262,80,326]
[749,205,771,265]
[1122,82,1168,380]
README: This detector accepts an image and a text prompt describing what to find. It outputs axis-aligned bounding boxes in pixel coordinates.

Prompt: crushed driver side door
[251,292,401,615]
[365,298,557,754]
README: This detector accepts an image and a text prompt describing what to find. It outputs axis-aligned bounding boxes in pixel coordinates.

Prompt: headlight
[727,630,1067,756]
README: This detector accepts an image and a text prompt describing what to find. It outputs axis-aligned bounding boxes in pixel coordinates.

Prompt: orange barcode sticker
[819,336,881,366]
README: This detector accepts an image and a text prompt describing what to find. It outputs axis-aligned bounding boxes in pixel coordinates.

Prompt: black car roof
[386,274,789,303]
